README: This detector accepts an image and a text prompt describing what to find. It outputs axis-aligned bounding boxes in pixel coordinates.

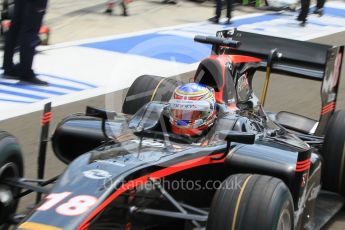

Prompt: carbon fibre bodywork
[17,99,321,229]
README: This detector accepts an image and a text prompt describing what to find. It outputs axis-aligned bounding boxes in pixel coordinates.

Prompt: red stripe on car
[77,154,225,229]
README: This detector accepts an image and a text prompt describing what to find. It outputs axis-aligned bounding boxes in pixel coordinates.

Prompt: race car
[0,29,344,230]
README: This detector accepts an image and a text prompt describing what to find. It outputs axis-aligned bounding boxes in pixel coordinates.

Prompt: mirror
[219,131,255,144]
[86,106,117,120]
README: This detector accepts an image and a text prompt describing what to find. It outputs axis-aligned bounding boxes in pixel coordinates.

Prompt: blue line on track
[0,98,33,103]
[0,82,65,95]
[39,73,97,88]
[0,72,97,104]
[0,89,47,100]
[323,7,345,18]
[47,83,84,91]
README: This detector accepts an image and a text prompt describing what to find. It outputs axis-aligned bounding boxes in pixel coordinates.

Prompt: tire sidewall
[122,75,180,115]
[207,174,294,230]
[0,132,23,227]
[0,133,23,177]
[253,177,294,230]
[273,191,294,230]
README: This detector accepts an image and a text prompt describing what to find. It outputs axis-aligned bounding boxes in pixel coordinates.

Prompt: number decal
[56,195,98,216]
[37,192,71,211]
[37,192,98,216]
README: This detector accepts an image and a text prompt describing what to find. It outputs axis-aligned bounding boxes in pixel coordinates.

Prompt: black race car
[0,29,344,230]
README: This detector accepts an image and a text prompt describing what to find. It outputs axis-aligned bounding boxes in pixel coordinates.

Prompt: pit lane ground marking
[0,1,345,121]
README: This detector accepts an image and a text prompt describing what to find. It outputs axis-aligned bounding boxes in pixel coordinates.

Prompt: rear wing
[210,30,344,135]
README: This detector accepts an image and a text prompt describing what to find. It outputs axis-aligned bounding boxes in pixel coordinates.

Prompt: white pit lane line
[1,1,345,121]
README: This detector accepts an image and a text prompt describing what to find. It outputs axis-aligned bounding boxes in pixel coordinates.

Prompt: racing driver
[168,83,217,137]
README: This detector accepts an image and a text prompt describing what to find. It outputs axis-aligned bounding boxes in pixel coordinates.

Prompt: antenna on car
[36,102,52,203]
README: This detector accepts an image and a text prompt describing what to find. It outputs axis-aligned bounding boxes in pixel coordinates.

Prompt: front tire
[322,109,345,196]
[122,75,180,115]
[0,131,23,227]
[207,174,294,230]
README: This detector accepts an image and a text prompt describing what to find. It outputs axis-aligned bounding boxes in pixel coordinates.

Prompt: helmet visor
[169,99,212,127]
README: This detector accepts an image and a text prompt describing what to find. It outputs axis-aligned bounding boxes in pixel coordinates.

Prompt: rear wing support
[260,49,282,106]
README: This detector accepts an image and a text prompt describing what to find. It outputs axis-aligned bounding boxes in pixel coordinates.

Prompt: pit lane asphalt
[1,0,344,228]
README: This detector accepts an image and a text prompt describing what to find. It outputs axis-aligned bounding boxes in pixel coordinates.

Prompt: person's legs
[314,0,325,16]
[209,0,221,23]
[226,0,233,23]
[215,0,222,19]
[121,2,128,16]
[104,1,114,14]
[316,0,326,9]
[226,0,232,19]
[19,0,47,78]
[15,0,48,85]
[2,0,25,73]
[297,0,310,25]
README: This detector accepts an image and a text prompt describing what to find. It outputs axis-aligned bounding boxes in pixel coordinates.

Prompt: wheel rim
[0,162,19,180]
[277,208,292,230]
[0,162,19,225]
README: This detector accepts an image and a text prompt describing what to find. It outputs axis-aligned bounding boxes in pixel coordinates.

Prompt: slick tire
[122,75,180,115]
[0,131,23,227]
[207,174,294,230]
[322,109,345,196]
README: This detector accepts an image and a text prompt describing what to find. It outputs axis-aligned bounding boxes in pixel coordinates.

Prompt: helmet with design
[168,83,216,136]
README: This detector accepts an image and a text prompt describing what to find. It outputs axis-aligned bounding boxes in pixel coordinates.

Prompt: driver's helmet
[168,83,216,136]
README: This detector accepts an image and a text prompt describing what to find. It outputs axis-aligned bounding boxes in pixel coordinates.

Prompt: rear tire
[122,75,180,115]
[322,109,345,196]
[0,131,23,227]
[207,174,294,230]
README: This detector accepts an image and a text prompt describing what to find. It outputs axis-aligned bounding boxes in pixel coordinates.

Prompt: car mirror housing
[218,131,255,145]
[85,106,117,120]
